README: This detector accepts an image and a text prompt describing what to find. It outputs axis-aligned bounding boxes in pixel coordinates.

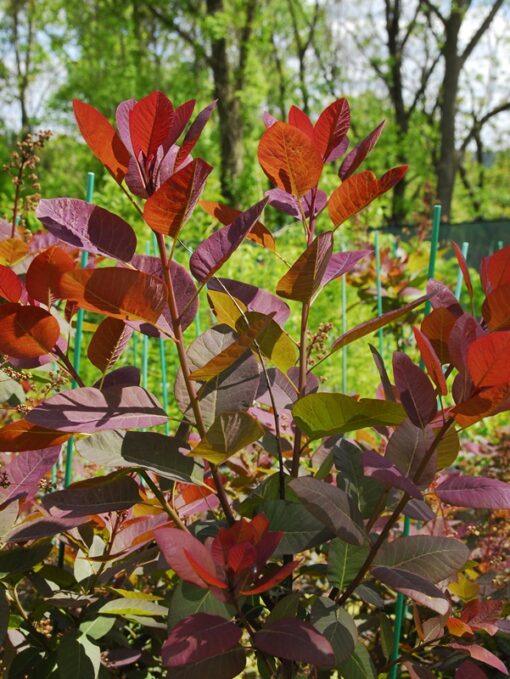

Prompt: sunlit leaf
[0,303,60,358]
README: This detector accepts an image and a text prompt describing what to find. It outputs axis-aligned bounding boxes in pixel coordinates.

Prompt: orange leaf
[258,121,323,197]
[200,200,275,251]
[0,303,60,359]
[0,238,28,266]
[87,317,133,373]
[421,307,458,364]
[25,245,75,306]
[328,166,408,228]
[447,617,473,637]
[73,99,130,183]
[59,268,166,324]
[0,418,71,452]
[0,264,22,302]
[143,159,212,237]
[482,284,510,330]
[276,232,333,302]
[467,331,510,388]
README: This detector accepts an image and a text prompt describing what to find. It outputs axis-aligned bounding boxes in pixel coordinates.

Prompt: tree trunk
[436,8,463,220]
[206,0,244,203]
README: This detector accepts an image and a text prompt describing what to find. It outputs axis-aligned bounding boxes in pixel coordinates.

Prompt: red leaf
[452,241,473,299]
[0,303,60,359]
[313,98,350,162]
[288,105,314,137]
[143,158,212,238]
[73,99,130,183]
[480,244,510,294]
[482,284,510,330]
[254,618,335,668]
[241,559,300,595]
[129,90,174,159]
[87,317,133,373]
[0,264,22,302]
[184,549,228,589]
[467,331,510,388]
[0,418,71,452]
[276,232,333,302]
[421,307,458,364]
[25,245,75,306]
[413,326,447,395]
[155,526,219,589]
[393,352,437,428]
[258,121,323,197]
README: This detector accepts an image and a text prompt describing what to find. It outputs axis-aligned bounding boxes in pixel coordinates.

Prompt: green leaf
[333,438,384,518]
[57,633,100,679]
[379,613,394,660]
[266,592,301,625]
[261,499,332,555]
[191,411,263,464]
[375,535,470,583]
[120,430,203,483]
[0,370,25,405]
[327,540,369,590]
[99,597,168,617]
[168,582,234,629]
[292,393,405,440]
[0,541,51,578]
[338,643,376,679]
[79,616,115,640]
[311,597,357,665]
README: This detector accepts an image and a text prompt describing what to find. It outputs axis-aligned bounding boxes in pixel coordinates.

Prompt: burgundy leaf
[168,98,196,145]
[435,473,510,509]
[175,100,217,167]
[448,314,484,371]
[455,661,488,679]
[36,198,136,262]
[393,352,437,428]
[190,199,268,282]
[7,515,90,542]
[129,90,174,159]
[288,105,314,137]
[427,279,463,317]
[362,450,421,499]
[448,644,508,676]
[339,120,385,179]
[372,566,449,614]
[42,472,141,517]
[162,613,241,667]
[254,617,335,668]
[115,98,136,154]
[26,386,167,433]
[265,188,327,220]
[93,366,140,390]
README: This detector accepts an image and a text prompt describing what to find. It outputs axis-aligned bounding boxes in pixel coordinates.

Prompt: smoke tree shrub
[0,91,509,678]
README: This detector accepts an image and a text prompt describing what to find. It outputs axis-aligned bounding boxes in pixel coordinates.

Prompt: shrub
[0,91,509,678]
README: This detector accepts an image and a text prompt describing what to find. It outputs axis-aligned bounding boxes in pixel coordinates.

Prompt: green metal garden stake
[455,242,469,300]
[374,230,384,356]
[58,172,94,566]
[389,204,441,679]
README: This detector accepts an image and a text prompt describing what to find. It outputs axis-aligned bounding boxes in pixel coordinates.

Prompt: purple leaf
[362,450,421,499]
[166,647,246,679]
[372,566,450,614]
[449,644,508,676]
[103,649,142,669]
[162,613,241,667]
[254,617,335,669]
[93,366,140,390]
[207,277,290,326]
[36,198,137,262]
[448,314,485,370]
[115,98,136,155]
[26,385,167,433]
[168,99,196,146]
[435,473,510,509]
[340,121,385,179]
[321,249,371,287]
[386,420,439,487]
[427,279,463,317]
[455,660,488,679]
[403,499,435,522]
[265,188,327,220]
[289,477,366,546]
[190,199,268,282]
[42,472,141,517]
[263,112,277,127]
[393,352,437,428]
[0,447,60,508]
